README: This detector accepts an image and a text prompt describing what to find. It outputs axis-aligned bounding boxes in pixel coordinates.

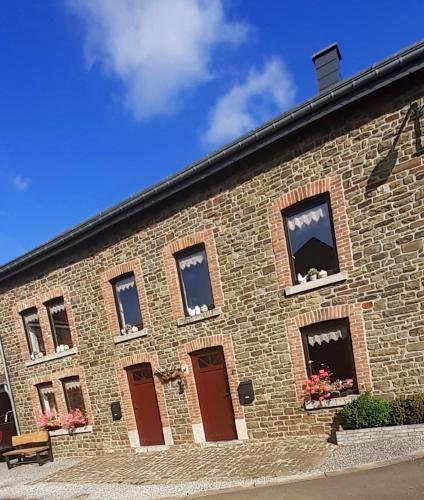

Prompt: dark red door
[191,347,237,442]
[126,363,164,446]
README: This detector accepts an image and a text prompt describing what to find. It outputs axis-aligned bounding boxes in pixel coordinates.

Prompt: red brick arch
[115,352,170,436]
[178,334,244,436]
[268,175,353,289]
[163,229,224,321]
[286,304,373,400]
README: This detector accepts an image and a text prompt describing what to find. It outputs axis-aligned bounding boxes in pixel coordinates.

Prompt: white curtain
[308,327,347,347]
[24,313,41,354]
[287,206,326,231]
[115,275,135,293]
[39,385,55,412]
[49,302,65,315]
[63,378,80,391]
[178,251,204,270]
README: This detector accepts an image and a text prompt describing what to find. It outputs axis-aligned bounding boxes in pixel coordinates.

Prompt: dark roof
[1,39,424,284]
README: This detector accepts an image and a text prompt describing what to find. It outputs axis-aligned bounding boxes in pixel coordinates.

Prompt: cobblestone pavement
[41,438,332,485]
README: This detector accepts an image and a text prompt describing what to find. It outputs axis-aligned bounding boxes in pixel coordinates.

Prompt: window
[37,383,58,413]
[301,319,357,392]
[176,245,214,316]
[62,377,86,413]
[21,308,46,358]
[46,298,73,351]
[112,273,143,332]
[283,195,339,282]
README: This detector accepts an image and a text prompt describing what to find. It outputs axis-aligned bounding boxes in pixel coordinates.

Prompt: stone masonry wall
[0,77,423,457]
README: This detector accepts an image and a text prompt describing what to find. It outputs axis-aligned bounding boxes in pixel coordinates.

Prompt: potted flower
[303,370,355,409]
[307,268,319,281]
[36,410,62,431]
[61,409,87,432]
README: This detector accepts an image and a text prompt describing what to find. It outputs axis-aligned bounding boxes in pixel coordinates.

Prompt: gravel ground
[1,437,424,499]
[318,436,424,472]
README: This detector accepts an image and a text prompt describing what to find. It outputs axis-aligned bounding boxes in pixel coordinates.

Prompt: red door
[191,347,237,442]
[126,364,165,446]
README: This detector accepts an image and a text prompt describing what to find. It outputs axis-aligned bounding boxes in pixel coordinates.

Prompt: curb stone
[162,448,424,499]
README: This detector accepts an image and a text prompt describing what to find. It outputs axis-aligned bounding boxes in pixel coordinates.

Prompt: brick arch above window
[100,259,151,337]
[268,175,353,289]
[13,287,77,361]
[286,304,373,401]
[163,229,224,321]
[115,352,170,433]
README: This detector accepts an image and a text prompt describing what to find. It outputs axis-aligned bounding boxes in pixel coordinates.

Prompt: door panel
[126,364,165,446]
[191,347,237,442]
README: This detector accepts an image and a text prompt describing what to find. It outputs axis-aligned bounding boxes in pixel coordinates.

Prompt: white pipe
[0,336,20,434]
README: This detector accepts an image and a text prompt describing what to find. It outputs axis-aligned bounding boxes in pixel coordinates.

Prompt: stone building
[0,41,423,457]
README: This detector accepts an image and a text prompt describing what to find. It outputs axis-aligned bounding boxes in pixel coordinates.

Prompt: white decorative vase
[318,270,328,279]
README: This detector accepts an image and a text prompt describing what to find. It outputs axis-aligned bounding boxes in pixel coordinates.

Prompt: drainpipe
[0,336,20,433]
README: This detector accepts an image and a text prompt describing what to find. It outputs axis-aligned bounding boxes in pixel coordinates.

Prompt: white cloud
[12,175,31,192]
[68,0,248,120]
[203,57,296,146]
[0,172,32,192]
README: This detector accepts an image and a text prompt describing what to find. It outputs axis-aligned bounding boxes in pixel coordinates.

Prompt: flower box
[305,394,359,410]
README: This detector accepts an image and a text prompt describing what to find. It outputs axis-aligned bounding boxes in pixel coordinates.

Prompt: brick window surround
[286,304,373,401]
[101,260,151,337]
[14,288,77,362]
[269,175,353,289]
[163,229,224,321]
[177,334,245,441]
[29,367,93,424]
[115,352,171,446]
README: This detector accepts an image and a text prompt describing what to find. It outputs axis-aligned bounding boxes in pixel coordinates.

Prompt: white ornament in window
[287,207,326,231]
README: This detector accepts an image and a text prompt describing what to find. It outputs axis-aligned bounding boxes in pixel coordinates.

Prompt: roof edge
[1,39,424,284]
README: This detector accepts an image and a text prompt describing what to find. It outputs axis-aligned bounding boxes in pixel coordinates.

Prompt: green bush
[389,397,406,426]
[340,393,390,429]
[404,394,424,425]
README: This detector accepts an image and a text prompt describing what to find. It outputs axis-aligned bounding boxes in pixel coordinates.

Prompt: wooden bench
[2,431,53,469]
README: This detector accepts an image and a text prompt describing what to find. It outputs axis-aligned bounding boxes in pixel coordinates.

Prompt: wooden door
[126,363,165,446]
[191,347,237,441]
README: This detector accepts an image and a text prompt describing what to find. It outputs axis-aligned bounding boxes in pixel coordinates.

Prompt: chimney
[312,43,342,92]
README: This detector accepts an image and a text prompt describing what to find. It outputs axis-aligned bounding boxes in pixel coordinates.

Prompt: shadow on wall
[365,101,424,197]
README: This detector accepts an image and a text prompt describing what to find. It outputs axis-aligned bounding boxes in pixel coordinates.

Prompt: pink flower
[319,396,324,401]
[61,409,87,430]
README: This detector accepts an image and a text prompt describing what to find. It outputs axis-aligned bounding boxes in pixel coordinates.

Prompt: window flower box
[305,394,358,410]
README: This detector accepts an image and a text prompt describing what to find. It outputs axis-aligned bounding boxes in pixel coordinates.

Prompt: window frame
[300,318,358,392]
[111,272,144,332]
[21,307,46,357]
[282,192,340,284]
[45,297,73,350]
[61,376,86,413]
[175,244,215,317]
[37,382,58,414]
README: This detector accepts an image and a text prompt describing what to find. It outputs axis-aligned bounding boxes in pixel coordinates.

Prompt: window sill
[113,328,148,344]
[177,307,222,327]
[49,425,93,437]
[284,271,347,297]
[25,347,77,367]
[304,394,359,411]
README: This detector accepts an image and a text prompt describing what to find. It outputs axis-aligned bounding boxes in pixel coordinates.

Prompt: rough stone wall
[0,78,423,457]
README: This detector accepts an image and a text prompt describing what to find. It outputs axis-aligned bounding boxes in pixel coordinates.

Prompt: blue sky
[0,0,423,265]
